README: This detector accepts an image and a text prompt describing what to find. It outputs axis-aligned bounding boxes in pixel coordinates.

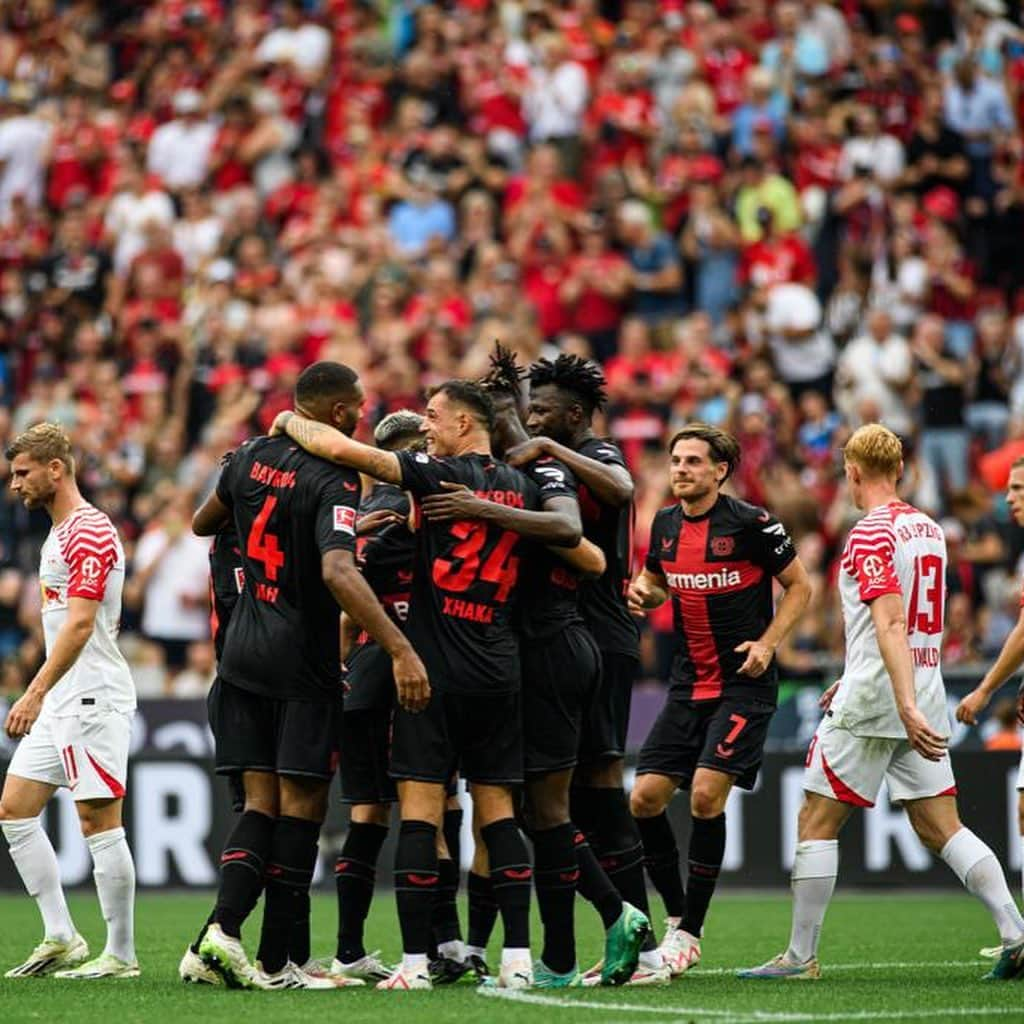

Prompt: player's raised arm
[5,596,98,738]
[420,483,582,546]
[507,436,634,507]
[273,410,403,485]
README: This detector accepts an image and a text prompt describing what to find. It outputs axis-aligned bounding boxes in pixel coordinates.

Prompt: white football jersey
[829,500,949,739]
[38,504,135,716]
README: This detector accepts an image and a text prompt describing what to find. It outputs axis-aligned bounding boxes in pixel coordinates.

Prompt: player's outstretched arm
[322,549,429,712]
[4,597,99,739]
[272,411,402,485]
[736,558,812,677]
[870,592,947,761]
[420,484,582,546]
[506,438,634,507]
[627,567,669,616]
[957,606,1024,725]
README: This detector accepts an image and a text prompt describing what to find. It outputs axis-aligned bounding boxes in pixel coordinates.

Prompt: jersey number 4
[907,553,943,636]
[247,496,285,580]
[433,522,519,602]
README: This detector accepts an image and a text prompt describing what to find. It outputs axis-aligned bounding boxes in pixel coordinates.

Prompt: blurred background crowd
[0,0,1023,732]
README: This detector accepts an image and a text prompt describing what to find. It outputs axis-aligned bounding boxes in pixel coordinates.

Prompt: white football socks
[2,817,75,942]
[86,827,136,962]
[786,839,838,963]
[941,827,1024,945]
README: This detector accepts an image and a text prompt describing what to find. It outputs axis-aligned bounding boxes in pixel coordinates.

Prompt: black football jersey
[345,482,415,712]
[356,482,414,626]
[215,435,360,701]
[209,523,243,662]
[645,494,796,703]
[575,437,640,656]
[396,450,539,695]
[518,456,587,640]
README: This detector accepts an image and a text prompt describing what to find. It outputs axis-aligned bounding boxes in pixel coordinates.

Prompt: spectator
[617,198,684,326]
[735,155,802,242]
[983,697,1022,751]
[912,313,973,504]
[522,33,589,177]
[838,104,906,188]
[0,82,51,217]
[387,166,456,259]
[835,306,913,435]
[146,89,217,192]
[681,176,741,327]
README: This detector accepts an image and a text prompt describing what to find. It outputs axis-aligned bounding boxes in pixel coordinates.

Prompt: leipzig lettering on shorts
[519,456,587,639]
[645,494,796,703]
[574,437,640,655]
[395,449,538,694]
[215,434,360,701]
[209,522,243,662]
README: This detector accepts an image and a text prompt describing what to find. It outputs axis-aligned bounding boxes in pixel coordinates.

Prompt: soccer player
[332,410,423,984]
[740,424,1024,981]
[420,346,650,988]
[274,379,580,991]
[506,355,661,982]
[627,424,811,975]
[192,362,428,990]
[179,506,245,985]
[1,422,138,979]
[955,455,1024,941]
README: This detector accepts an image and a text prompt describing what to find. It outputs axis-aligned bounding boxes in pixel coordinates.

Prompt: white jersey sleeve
[38,505,136,716]
[829,500,949,739]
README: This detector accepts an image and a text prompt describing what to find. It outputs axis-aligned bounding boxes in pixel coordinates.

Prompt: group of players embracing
[178,346,1024,992]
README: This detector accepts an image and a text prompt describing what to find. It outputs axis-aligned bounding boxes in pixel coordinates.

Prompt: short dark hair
[1012,455,1024,473]
[529,355,608,416]
[429,379,496,433]
[294,361,359,407]
[668,423,741,481]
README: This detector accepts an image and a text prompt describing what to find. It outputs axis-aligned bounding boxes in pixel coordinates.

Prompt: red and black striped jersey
[645,494,796,703]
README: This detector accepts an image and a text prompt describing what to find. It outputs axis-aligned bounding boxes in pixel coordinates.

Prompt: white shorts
[1017,749,1024,791]
[803,718,956,807]
[6,706,132,801]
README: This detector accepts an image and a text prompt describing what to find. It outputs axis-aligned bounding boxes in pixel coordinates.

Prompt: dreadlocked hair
[480,342,527,399]
[528,354,608,415]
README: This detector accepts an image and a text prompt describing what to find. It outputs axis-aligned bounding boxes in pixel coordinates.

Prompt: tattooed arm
[272,412,402,485]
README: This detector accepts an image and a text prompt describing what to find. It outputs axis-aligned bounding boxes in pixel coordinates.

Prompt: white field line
[477,958,1009,1023]
[479,989,1023,1023]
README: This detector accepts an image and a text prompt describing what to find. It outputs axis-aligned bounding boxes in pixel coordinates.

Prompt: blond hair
[5,422,75,474]
[843,423,902,479]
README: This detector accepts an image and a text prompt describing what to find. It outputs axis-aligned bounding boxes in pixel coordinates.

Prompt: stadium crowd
[1,0,1024,697]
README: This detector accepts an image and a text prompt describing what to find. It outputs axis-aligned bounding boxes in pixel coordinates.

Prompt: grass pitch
[0,890,1019,1023]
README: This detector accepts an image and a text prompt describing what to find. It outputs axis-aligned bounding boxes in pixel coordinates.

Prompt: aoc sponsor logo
[666,568,742,590]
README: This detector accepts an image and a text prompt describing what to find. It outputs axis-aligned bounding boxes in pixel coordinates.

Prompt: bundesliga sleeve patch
[333,505,357,534]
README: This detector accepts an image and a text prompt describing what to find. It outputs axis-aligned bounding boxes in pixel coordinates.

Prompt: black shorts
[340,706,397,805]
[390,690,522,786]
[343,641,394,712]
[523,625,601,777]
[636,693,775,791]
[150,636,190,671]
[208,676,340,781]
[577,651,637,766]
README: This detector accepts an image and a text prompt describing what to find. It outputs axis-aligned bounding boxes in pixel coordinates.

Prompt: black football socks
[394,820,439,956]
[572,827,623,930]
[680,813,726,937]
[636,811,686,920]
[213,810,275,938]
[532,823,578,973]
[467,870,499,951]
[431,807,464,952]
[481,818,531,950]
[256,816,321,974]
[336,821,388,963]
